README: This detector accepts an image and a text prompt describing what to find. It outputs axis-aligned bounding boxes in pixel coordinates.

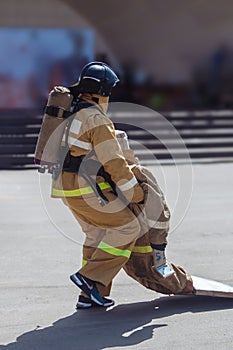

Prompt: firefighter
[51,62,145,307]
[75,131,193,309]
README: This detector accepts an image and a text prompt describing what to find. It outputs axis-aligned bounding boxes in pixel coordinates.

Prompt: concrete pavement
[0,163,233,349]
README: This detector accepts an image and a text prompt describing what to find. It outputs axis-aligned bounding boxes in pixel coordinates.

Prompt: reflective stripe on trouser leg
[63,191,141,286]
[82,245,112,297]
[82,259,87,266]
[79,240,136,286]
[97,241,131,258]
[132,245,153,253]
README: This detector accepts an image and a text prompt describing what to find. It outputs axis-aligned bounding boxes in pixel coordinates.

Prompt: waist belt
[61,152,113,206]
[52,182,111,198]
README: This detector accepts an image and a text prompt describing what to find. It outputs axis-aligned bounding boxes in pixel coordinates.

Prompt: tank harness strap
[62,153,110,207]
[45,105,72,119]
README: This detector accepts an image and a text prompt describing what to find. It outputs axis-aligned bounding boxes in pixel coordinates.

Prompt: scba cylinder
[34,86,73,169]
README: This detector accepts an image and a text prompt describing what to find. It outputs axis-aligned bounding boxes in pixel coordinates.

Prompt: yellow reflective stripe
[51,182,111,197]
[82,259,87,267]
[98,242,131,258]
[132,246,153,253]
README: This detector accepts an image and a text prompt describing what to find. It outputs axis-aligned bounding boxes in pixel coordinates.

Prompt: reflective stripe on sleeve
[98,242,131,258]
[148,219,169,230]
[68,136,92,150]
[117,176,138,192]
[132,246,153,253]
[51,182,111,197]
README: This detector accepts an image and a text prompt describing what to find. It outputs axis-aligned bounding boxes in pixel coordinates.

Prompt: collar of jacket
[80,94,109,114]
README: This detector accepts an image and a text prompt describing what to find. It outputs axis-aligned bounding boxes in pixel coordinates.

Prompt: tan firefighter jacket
[51,101,144,203]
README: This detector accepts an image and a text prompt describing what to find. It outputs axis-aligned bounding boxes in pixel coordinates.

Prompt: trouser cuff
[150,243,167,251]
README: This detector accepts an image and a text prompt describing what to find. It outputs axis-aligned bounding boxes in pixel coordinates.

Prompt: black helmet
[69,61,119,97]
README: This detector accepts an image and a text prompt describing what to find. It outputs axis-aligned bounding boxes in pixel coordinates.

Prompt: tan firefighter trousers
[62,189,141,287]
[72,163,191,296]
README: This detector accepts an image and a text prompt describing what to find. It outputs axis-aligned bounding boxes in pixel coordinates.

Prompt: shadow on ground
[1,295,233,350]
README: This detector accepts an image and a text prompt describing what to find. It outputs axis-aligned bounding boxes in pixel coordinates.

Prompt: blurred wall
[2,0,233,108]
[2,0,233,84]
[65,0,233,84]
[0,0,117,65]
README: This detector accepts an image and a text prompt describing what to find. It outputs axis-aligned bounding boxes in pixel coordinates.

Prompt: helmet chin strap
[81,93,109,113]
